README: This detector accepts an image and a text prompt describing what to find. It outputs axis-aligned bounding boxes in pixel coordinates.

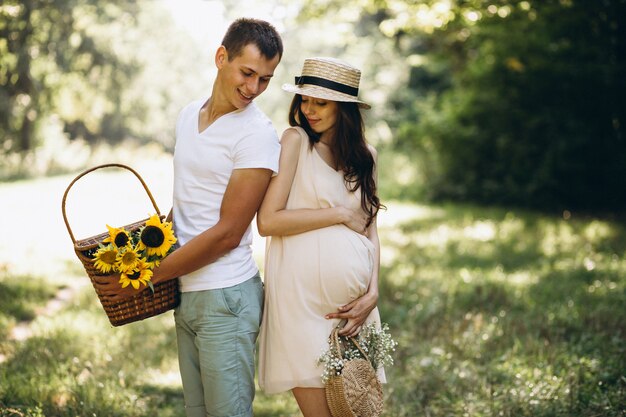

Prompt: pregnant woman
[257,57,385,416]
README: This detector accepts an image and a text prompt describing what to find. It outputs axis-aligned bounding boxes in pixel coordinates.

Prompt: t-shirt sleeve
[233,124,281,175]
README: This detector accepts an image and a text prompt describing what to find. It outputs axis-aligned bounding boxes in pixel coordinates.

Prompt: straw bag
[325,327,384,417]
[61,163,180,327]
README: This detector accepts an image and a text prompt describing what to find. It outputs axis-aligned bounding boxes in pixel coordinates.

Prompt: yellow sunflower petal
[93,245,118,273]
[116,248,141,273]
[104,225,131,248]
[138,215,177,258]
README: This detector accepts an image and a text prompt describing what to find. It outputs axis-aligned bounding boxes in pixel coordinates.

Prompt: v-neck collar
[312,143,341,173]
[196,98,247,135]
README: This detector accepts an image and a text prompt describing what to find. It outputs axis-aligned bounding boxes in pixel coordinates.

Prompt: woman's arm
[326,145,381,337]
[257,128,368,237]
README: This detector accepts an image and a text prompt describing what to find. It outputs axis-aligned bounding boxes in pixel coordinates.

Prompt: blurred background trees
[1,0,625,212]
[1,0,142,152]
[373,0,626,211]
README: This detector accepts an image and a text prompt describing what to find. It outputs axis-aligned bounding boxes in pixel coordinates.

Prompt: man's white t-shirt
[172,98,280,292]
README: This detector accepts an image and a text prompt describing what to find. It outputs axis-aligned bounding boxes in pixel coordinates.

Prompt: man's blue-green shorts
[174,274,264,417]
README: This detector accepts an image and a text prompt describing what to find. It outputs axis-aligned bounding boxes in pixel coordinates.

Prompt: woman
[257,57,385,416]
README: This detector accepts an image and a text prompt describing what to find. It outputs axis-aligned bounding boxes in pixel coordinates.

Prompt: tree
[0,0,141,154]
[405,0,626,210]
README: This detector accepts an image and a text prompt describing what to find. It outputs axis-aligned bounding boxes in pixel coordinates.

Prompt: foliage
[0,0,207,163]
[398,0,626,211]
[0,0,142,153]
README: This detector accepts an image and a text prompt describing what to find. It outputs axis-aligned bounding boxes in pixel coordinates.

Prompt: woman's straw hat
[282,57,371,109]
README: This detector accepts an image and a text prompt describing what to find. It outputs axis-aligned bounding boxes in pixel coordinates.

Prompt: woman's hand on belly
[325,290,378,337]
[338,206,369,235]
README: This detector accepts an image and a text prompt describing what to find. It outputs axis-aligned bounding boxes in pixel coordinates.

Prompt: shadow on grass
[0,281,303,417]
[0,281,186,417]
[377,203,626,417]
[0,272,64,342]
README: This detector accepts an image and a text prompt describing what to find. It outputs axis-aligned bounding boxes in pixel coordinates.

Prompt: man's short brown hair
[222,18,283,62]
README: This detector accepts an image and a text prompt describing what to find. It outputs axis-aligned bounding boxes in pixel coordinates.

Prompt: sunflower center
[101,251,117,264]
[141,226,165,247]
[114,232,129,247]
[121,251,138,265]
[128,271,141,280]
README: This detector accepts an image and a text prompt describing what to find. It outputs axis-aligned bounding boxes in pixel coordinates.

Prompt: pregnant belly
[271,225,374,308]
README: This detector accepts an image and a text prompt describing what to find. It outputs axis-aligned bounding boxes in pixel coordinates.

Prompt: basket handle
[330,326,371,363]
[61,163,161,244]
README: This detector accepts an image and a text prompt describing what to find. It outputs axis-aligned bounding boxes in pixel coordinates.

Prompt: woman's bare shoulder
[280,126,305,146]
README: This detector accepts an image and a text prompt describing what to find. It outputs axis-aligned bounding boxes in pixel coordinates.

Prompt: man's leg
[176,275,264,417]
[175,295,206,417]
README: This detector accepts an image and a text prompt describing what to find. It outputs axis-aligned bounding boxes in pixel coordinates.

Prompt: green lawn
[1,202,624,416]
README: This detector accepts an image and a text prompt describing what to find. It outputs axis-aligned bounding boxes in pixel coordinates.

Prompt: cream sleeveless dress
[258,127,385,394]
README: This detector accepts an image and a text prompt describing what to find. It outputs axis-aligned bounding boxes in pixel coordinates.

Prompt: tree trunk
[16,0,35,152]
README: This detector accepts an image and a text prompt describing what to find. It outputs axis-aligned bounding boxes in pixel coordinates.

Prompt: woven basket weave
[325,328,383,417]
[61,163,180,327]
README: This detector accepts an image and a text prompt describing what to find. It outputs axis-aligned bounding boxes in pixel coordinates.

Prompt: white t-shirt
[172,98,280,292]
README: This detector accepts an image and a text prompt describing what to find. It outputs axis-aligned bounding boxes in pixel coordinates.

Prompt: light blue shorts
[174,274,264,417]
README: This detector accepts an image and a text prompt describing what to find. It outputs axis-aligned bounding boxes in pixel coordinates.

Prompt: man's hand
[92,274,148,302]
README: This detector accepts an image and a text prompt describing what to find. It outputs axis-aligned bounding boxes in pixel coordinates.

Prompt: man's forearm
[151,223,241,284]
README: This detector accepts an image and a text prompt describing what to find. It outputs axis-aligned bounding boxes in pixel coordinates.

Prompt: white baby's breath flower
[317,322,397,383]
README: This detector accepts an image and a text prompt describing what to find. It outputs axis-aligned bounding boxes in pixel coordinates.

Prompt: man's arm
[154,167,272,281]
[95,167,273,300]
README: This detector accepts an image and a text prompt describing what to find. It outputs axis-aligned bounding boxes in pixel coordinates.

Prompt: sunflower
[144,256,161,270]
[115,246,142,274]
[119,261,153,290]
[137,214,177,257]
[103,225,131,249]
[93,244,118,273]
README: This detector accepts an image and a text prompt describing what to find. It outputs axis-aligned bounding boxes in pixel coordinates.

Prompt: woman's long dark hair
[288,94,384,227]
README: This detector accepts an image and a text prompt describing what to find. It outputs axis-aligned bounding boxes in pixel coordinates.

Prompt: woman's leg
[292,387,332,417]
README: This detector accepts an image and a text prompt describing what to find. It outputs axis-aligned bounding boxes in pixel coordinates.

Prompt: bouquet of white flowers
[317,322,397,417]
[317,322,397,384]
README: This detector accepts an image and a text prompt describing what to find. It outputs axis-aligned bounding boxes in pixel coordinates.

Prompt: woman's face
[300,95,338,134]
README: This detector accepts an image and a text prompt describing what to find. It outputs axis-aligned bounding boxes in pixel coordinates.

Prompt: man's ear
[215,45,228,68]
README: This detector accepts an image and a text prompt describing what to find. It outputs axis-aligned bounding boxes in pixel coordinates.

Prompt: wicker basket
[325,327,384,417]
[61,163,180,327]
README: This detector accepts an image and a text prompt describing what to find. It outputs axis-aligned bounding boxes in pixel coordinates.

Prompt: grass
[0,268,64,341]
[0,201,625,416]
[379,203,625,416]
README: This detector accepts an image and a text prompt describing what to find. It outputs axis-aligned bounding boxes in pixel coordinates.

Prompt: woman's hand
[325,291,379,337]
[91,274,147,302]
[338,206,369,235]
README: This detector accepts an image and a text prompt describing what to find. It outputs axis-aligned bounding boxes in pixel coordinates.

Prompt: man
[96,18,283,417]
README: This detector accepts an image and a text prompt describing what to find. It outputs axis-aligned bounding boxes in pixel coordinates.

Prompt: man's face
[216,43,280,111]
